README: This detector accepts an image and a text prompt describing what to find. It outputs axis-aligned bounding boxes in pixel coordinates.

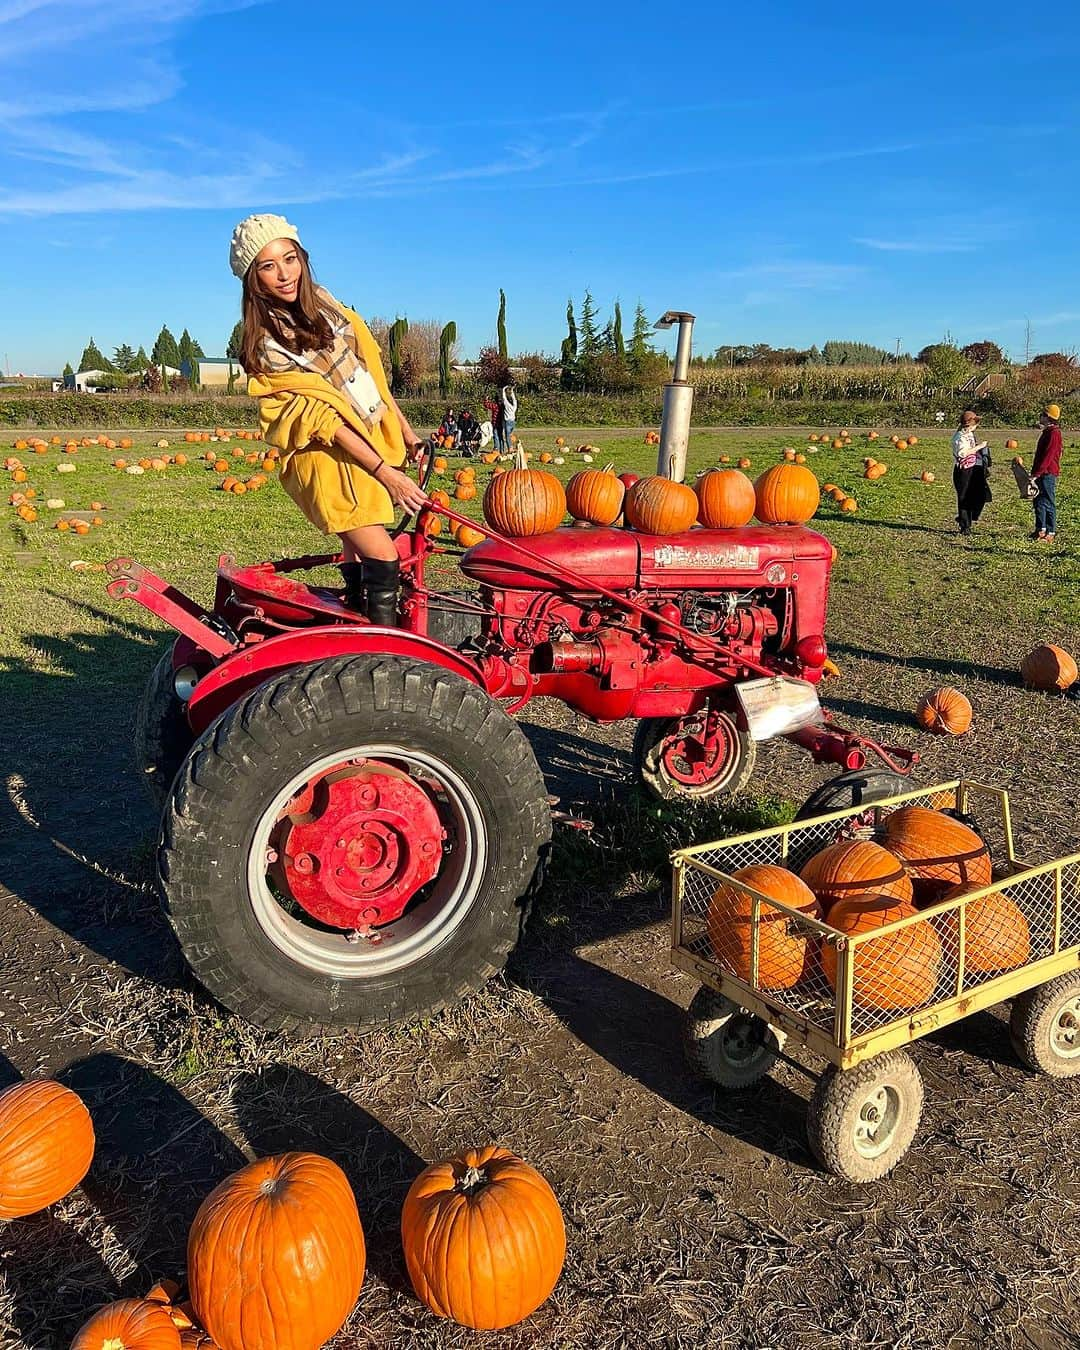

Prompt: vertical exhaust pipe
[654,310,696,482]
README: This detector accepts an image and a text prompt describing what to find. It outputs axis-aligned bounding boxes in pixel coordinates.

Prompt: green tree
[579,291,600,360]
[134,346,150,369]
[188,355,200,389]
[178,328,194,367]
[152,325,180,369]
[558,299,579,390]
[628,303,652,375]
[111,343,138,373]
[497,289,508,361]
[961,340,1005,367]
[612,300,625,361]
[62,361,74,377]
[438,321,457,398]
[77,338,112,372]
[388,317,409,395]
[226,321,244,360]
[191,336,206,358]
[919,342,971,389]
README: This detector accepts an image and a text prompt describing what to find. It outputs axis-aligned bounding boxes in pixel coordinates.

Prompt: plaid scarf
[259,286,368,393]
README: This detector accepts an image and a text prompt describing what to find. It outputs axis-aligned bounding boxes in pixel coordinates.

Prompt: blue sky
[2,1,1078,373]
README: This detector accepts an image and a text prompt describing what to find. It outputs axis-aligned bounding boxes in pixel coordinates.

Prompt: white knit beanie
[229,213,301,279]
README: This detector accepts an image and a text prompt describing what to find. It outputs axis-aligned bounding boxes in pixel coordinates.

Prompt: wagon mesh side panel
[674,784,1076,1053]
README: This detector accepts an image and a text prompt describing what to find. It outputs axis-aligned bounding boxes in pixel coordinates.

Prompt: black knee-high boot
[362,558,400,626]
[339,561,366,612]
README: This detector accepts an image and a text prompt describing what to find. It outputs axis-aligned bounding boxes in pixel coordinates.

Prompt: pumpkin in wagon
[880,806,991,890]
[800,840,913,910]
[401,1145,565,1330]
[822,895,942,1012]
[706,865,821,990]
[939,883,1031,975]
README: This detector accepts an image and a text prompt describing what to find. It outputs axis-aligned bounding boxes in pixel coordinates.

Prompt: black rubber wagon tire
[634,714,756,804]
[806,1049,924,1183]
[684,985,785,1090]
[794,768,909,821]
[159,655,551,1034]
[1009,972,1080,1078]
[135,645,193,812]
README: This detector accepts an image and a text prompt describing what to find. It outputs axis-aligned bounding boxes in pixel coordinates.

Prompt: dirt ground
[1,666,1079,1347]
[1,426,1078,1347]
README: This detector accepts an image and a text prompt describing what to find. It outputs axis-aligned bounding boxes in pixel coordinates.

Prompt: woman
[232,213,427,623]
[1030,403,1062,541]
[501,381,518,449]
[951,409,991,536]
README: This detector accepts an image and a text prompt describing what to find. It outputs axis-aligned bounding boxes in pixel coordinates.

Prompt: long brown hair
[239,242,334,374]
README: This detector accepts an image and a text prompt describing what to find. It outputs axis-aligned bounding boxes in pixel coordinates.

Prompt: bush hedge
[2,389,1074,431]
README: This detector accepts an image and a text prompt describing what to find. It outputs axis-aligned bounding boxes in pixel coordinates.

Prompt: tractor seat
[218,558,360,624]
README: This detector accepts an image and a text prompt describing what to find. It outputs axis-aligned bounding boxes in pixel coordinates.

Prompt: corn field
[688,363,935,401]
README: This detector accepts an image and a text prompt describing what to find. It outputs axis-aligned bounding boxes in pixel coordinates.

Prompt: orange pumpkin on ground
[921,470,935,483]
[401,1145,565,1331]
[695,468,756,529]
[566,465,625,526]
[624,475,698,534]
[428,488,451,509]
[939,883,1031,974]
[840,497,857,512]
[1005,438,1019,450]
[0,1080,95,1219]
[454,468,476,484]
[483,454,566,536]
[433,456,448,472]
[455,523,485,548]
[455,483,477,501]
[800,840,913,910]
[822,895,942,1011]
[174,453,188,466]
[738,457,752,470]
[188,1152,365,1350]
[706,865,821,990]
[753,463,820,525]
[71,1299,181,1350]
[908,435,919,445]
[916,687,972,735]
[1020,644,1078,692]
[832,438,844,449]
[880,806,991,889]
[213,459,228,473]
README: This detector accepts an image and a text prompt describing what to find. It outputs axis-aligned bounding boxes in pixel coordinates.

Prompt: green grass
[1,421,1076,709]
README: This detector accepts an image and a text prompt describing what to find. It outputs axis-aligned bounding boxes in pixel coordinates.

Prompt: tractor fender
[185,625,484,735]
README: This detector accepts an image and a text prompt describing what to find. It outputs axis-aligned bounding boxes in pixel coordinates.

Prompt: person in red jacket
[1031,402,1063,541]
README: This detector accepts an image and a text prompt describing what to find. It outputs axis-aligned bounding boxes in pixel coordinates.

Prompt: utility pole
[1024,318,1033,366]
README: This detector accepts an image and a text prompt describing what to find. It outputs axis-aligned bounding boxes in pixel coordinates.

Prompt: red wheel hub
[270,762,445,929]
[659,710,739,787]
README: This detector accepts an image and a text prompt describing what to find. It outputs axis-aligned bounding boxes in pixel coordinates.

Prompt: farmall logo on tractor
[653,543,761,569]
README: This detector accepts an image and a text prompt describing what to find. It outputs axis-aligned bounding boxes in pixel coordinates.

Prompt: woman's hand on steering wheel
[379,463,429,514]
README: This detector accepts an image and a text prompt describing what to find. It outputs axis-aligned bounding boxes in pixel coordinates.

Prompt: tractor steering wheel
[391,438,436,538]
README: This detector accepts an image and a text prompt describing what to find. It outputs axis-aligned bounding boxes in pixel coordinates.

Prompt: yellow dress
[247,306,407,534]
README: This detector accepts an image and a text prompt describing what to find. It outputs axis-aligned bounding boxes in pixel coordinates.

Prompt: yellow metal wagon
[670,780,1080,1182]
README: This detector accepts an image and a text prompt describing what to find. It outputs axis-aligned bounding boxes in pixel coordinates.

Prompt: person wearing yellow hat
[1030,403,1062,541]
[228,213,428,621]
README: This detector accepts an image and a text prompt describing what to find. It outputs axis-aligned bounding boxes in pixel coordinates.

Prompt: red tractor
[109,314,916,1033]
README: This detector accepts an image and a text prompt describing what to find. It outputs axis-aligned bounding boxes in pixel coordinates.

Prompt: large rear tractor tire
[159,655,551,1033]
[135,645,193,812]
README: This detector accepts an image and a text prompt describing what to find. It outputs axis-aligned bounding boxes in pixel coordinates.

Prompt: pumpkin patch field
[0,425,1078,1348]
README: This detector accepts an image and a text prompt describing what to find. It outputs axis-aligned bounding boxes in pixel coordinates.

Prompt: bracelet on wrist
[371,459,387,480]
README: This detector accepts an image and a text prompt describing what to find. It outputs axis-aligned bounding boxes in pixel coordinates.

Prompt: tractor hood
[460,524,833,592]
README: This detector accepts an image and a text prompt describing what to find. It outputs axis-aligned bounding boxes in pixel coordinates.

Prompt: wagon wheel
[1009,972,1080,1078]
[634,709,756,803]
[159,655,550,1033]
[806,1049,923,1183]
[794,768,909,821]
[684,986,785,1090]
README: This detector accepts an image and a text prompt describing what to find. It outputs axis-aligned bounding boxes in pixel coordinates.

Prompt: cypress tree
[77,338,112,372]
[559,299,579,390]
[226,321,244,360]
[628,303,652,375]
[388,317,409,395]
[613,301,625,361]
[152,325,181,369]
[497,289,508,361]
[439,321,457,398]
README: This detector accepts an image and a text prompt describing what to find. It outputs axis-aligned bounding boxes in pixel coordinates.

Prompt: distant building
[182,357,241,389]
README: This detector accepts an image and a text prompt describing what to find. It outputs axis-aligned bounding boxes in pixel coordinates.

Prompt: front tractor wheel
[159,656,551,1033]
[634,709,756,803]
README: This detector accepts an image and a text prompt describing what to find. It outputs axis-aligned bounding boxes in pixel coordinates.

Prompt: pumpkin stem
[602,461,614,475]
[513,445,527,471]
[102,1339,125,1350]
[457,1164,489,1194]
[258,1178,280,1197]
